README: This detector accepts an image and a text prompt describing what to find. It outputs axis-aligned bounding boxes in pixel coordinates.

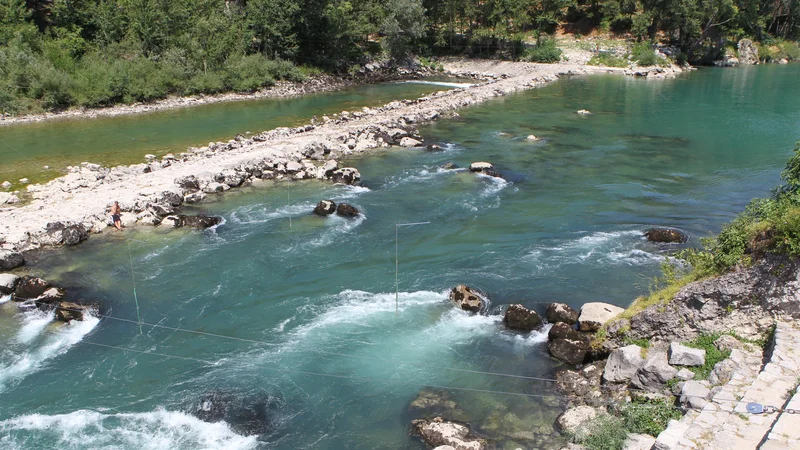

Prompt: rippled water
[1,65,799,449]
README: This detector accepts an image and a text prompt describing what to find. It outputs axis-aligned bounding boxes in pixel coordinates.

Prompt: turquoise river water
[0,65,798,449]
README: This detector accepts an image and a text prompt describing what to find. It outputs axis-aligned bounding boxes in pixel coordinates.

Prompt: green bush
[225,54,277,92]
[588,53,628,67]
[186,71,226,95]
[577,415,628,450]
[524,38,562,63]
[620,400,682,436]
[632,42,665,66]
[684,333,732,379]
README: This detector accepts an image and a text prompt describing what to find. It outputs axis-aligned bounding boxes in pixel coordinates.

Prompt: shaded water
[0,81,454,187]
[1,65,799,449]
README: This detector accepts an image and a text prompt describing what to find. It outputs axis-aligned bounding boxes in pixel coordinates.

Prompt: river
[0,65,798,449]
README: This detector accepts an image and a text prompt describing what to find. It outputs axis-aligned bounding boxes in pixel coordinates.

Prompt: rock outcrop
[738,39,759,65]
[163,215,222,229]
[644,228,688,244]
[578,302,624,332]
[411,417,486,450]
[449,285,485,313]
[503,304,543,331]
[12,276,51,300]
[0,250,24,270]
[313,200,337,216]
[546,303,579,325]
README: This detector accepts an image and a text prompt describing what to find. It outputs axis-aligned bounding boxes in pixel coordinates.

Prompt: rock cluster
[411,417,486,450]
[0,273,96,322]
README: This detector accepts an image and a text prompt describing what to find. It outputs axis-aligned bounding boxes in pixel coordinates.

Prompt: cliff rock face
[738,39,759,65]
[626,254,800,342]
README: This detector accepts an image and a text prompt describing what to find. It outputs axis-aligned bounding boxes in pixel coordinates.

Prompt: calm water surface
[0,65,798,449]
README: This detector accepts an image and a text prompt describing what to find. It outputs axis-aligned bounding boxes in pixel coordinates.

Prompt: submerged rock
[449,285,485,313]
[331,167,361,185]
[644,227,688,244]
[411,417,486,450]
[13,276,51,300]
[440,162,458,170]
[504,304,543,331]
[336,203,360,218]
[313,200,337,216]
[193,390,283,437]
[164,215,222,229]
[0,250,24,271]
[546,303,579,325]
[55,301,94,322]
[468,162,502,179]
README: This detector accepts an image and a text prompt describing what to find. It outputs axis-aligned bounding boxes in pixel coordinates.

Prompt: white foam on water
[0,408,258,450]
[477,173,511,197]
[16,309,55,345]
[301,213,366,249]
[524,229,660,272]
[0,294,10,305]
[274,317,293,333]
[206,216,227,234]
[334,185,371,199]
[497,323,553,348]
[229,202,314,225]
[0,314,100,393]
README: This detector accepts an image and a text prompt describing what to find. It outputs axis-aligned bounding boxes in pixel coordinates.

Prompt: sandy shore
[0,58,682,257]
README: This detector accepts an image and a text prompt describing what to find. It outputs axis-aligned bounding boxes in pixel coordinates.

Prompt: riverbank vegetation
[623,142,800,317]
[1,0,798,114]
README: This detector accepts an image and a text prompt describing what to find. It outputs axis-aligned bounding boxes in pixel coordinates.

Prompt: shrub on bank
[588,53,628,68]
[524,38,563,63]
[631,42,666,66]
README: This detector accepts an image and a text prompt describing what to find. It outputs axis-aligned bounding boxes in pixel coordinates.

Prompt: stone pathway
[655,321,800,449]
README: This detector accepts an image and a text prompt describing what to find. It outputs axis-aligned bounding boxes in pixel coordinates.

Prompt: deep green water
[0,81,451,187]
[0,65,798,449]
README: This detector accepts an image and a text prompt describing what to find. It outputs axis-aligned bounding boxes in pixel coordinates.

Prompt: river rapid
[1,65,799,449]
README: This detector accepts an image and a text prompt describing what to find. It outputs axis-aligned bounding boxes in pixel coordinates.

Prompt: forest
[0,0,798,113]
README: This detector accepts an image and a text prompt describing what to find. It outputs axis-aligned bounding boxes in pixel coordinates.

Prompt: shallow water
[0,81,459,187]
[1,65,799,449]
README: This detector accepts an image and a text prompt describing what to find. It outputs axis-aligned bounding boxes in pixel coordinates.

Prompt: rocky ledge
[0,272,96,322]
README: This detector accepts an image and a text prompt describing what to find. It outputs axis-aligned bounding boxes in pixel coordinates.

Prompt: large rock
[546,303,579,325]
[680,380,710,409]
[668,342,705,367]
[43,222,89,246]
[738,39,759,65]
[0,250,24,271]
[0,273,19,295]
[603,345,645,383]
[645,228,688,243]
[399,137,423,147]
[623,434,657,450]
[331,167,361,185]
[503,304,543,331]
[36,287,66,304]
[578,302,625,332]
[174,175,200,193]
[336,203,360,218]
[313,200,337,216]
[411,417,485,450]
[548,322,587,341]
[55,301,94,322]
[13,276,51,300]
[449,285,485,313]
[556,406,599,436]
[549,338,590,365]
[631,351,677,391]
[468,162,502,179]
[164,215,222,229]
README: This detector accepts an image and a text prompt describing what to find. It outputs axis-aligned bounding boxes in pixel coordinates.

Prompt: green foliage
[588,52,628,67]
[381,0,426,59]
[619,399,682,436]
[623,337,651,348]
[684,333,732,379]
[524,37,562,63]
[576,415,628,450]
[631,42,665,66]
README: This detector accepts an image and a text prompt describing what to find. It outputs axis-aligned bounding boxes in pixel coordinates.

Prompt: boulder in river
[336,203,360,218]
[13,276,51,300]
[193,390,283,436]
[0,249,24,271]
[164,215,222,229]
[546,303,579,325]
[503,304,543,331]
[644,227,688,244]
[449,285,485,313]
[331,167,361,185]
[0,273,19,295]
[548,322,592,365]
[440,162,458,170]
[55,301,94,322]
[313,200,337,216]
[468,162,502,179]
[578,302,625,332]
[426,144,444,152]
[411,417,486,450]
[36,287,66,304]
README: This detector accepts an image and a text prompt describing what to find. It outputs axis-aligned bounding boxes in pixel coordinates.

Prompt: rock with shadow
[192,390,285,437]
[313,200,337,216]
[449,285,486,313]
[336,203,360,218]
[644,227,688,244]
[503,304,543,331]
[164,215,222,229]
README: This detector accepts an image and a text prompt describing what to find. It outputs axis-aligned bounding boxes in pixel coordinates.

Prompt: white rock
[469,162,494,172]
[6,195,19,204]
[526,135,538,140]
[0,192,10,204]
[202,182,226,194]
[1,181,10,189]
[577,109,591,115]
[184,191,207,204]
[144,154,156,161]
[669,342,706,366]
[578,302,625,332]
[0,273,19,293]
[399,137,423,147]
[680,380,710,409]
[18,178,29,184]
[603,345,645,383]
[675,368,695,381]
[623,433,657,450]
[285,161,303,173]
[557,406,599,435]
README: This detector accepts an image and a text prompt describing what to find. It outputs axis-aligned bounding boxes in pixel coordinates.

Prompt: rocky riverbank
[0,58,625,265]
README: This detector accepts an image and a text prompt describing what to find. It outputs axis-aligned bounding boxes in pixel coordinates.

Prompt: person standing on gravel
[111,201,123,230]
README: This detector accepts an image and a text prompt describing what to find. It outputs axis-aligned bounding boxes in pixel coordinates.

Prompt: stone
[0,250,24,271]
[13,276,51,300]
[399,137,423,147]
[426,144,443,152]
[603,345,645,383]
[184,191,207,204]
[549,338,590,365]
[409,389,458,413]
[42,222,89,246]
[18,178,29,184]
[714,334,743,351]
[606,318,631,336]
[468,162,502,178]
[546,303,579,325]
[526,135,538,141]
[738,39,759,65]
[36,287,65,304]
[548,322,588,342]
[644,228,688,244]
[331,167,361,185]
[680,380,710,409]
[578,302,624,332]
[632,351,678,391]
[576,110,591,115]
[556,406,599,435]
[623,433,657,450]
[163,215,222,229]
[144,154,156,161]
[285,161,303,173]
[174,175,200,193]
[1,181,11,189]
[313,200,337,216]
[55,301,93,322]
[708,357,739,385]
[0,273,19,295]
[503,304,543,331]
[411,417,485,450]
[668,342,705,367]
[440,162,458,170]
[449,285,485,313]
[336,203,360,218]
[203,182,226,194]
[675,368,695,381]
[321,160,338,178]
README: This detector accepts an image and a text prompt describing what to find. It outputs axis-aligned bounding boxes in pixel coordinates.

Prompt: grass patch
[588,53,629,68]
[623,337,651,348]
[684,333,731,380]
[575,415,628,450]
[619,399,682,436]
